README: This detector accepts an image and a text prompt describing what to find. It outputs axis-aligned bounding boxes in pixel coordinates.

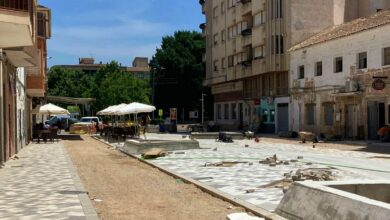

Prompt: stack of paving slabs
[254,168,336,193]
[142,148,167,159]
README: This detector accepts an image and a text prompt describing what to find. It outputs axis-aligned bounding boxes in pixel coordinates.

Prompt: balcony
[26,74,46,97]
[0,0,29,11]
[240,0,252,15]
[203,75,227,86]
[241,34,252,46]
[241,28,252,36]
[0,0,34,48]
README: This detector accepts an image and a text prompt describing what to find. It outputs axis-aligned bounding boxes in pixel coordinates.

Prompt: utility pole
[201,93,206,124]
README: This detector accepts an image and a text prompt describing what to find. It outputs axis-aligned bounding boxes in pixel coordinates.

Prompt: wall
[290,24,390,135]
[16,67,27,152]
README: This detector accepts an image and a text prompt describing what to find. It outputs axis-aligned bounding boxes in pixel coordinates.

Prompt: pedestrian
[377,125,390,142]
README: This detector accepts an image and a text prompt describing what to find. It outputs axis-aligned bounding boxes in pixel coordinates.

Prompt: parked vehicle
[45,115,79,131]
[79,117,103,131]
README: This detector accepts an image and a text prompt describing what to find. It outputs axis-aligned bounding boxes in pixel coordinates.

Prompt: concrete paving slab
[140,136,390,211]
[0,142,98,220]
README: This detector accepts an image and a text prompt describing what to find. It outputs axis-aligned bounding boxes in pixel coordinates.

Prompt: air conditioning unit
[345,79,359,92]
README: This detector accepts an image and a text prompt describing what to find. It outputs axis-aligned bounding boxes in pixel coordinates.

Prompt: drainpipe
[0,49,4,163]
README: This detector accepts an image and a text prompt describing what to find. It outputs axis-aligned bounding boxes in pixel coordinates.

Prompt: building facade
[289,10,390,140]
[0,0,51,163]
[200,0,390,133]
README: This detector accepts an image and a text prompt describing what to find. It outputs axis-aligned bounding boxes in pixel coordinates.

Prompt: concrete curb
[62,142,100,220]
[92,136,286,220]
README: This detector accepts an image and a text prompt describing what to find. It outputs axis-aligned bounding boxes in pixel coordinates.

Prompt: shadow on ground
[58,134,83,141]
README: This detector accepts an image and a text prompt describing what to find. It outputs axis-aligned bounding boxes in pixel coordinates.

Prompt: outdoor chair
[49,127,59,143]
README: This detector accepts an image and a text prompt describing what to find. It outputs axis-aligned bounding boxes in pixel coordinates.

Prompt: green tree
[94,62,150,111]
[48,62,150,114]
[150,30,212,121]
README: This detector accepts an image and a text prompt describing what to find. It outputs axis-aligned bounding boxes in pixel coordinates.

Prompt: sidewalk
[0,141,98,220]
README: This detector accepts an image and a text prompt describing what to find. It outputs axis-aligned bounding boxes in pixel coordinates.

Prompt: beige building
[200,0,390,133]
[0,0,51,163]
[290,9,390,140]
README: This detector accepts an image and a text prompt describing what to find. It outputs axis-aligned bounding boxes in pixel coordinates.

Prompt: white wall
[290,24,390,131]
[16,67,27,151]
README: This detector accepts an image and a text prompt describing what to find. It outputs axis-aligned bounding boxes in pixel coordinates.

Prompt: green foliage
[48,61,150,113]
[150,31,206,113]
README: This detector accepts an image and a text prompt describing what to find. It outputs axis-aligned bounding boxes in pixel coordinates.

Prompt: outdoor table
[37,130,51,143]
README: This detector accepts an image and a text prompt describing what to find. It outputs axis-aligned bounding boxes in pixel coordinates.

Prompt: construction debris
[259,154,297,166]
[142,148,167,159]
[204,161,247,167]
[174,152,185,155]
[227,212,265,220]
[254,168,336,193]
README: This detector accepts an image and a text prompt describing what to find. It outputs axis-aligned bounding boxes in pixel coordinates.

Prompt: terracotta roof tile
[290,9,390,51]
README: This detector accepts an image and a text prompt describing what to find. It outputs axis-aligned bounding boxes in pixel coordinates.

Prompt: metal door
[346,105,357,139]
[367,102,379,140]
[277,104,289,132]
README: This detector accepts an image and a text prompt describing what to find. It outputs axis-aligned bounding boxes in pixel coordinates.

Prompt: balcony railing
[0,0,29,12]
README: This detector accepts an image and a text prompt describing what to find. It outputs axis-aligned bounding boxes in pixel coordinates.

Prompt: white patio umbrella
[33,103,70,115]
[106,103,128,115]
[115,102,156,115]
[97,105,116,115]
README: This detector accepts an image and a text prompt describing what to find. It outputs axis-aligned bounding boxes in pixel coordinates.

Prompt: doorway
[345,105,358,139]
[277,103,289,133]
[367,101,385,140]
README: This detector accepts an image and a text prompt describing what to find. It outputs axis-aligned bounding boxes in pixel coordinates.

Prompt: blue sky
[39,0,203,67]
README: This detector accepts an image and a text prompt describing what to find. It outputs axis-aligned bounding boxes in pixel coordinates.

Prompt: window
[335,57,343,73]
[224,104,229,119]
[272,0,283,19]
[221,1,226,14]
[228,0,239,8]
[273,35,284,54]
[228,55,234,67]
[213,6,218,18]
[221,30,226,42]
[213,33,219,45]
[221,58,226,69]
[298,65,305,79]
[323,104,334,126]
[217,104,222,120]
[315,62,322,76]
[37,12,46,37]
[254,46,264,59]
[306,104,315,125]
[254,11,265,26]
[213,60,219,72]
[358,52,367,69]
[231,103,237,120]
[383,47,390,66]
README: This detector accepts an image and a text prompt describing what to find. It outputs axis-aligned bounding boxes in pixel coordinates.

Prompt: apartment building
[0,0,51,163]
[290,9,390,140]
[200,0,390,133]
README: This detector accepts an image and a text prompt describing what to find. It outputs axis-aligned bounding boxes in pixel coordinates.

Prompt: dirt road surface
[64,136,245,220]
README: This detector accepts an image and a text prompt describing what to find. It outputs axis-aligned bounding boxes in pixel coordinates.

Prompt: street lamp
[151,66,165,120]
